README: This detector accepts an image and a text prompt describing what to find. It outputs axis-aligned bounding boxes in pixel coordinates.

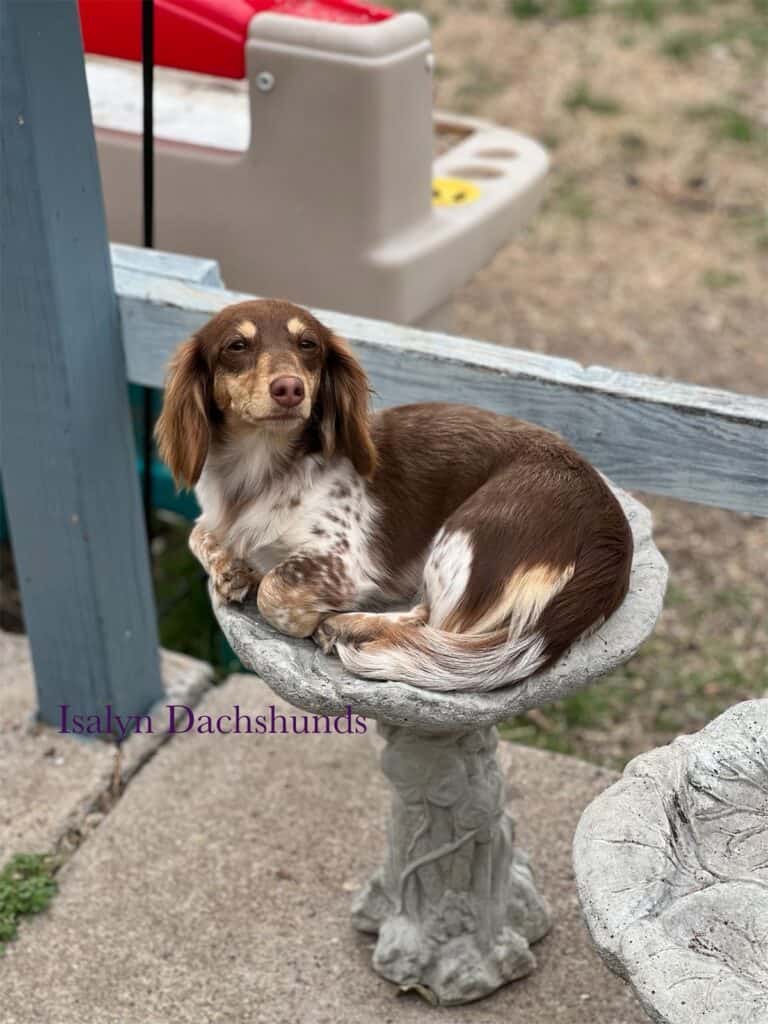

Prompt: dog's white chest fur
[195,436,381,596]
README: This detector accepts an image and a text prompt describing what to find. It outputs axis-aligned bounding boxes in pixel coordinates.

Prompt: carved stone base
[352,724,551,1005]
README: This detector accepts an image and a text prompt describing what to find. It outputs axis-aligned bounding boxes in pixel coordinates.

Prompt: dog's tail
[333,533,633,692]
[334,622,546,692]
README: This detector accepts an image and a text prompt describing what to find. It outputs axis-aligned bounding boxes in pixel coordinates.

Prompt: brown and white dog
[156,299,632,692]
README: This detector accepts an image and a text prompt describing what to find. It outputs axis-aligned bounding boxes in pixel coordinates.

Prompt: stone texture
[212,485,666,1003]
[214,486,668,732]
[353,723,551,1004]
[574,699,768,1024]
[3,674,649,1024]
[0,629,212,865]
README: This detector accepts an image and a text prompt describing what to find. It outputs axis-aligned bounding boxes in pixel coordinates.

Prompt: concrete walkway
[0,629,211,866]
[2,670,648,1024]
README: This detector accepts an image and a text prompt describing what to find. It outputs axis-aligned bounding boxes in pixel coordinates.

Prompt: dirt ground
[427,0,767,763]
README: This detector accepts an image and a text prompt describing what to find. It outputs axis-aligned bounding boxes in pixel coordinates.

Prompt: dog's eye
[227,339,248,352]
[299,336,318,351]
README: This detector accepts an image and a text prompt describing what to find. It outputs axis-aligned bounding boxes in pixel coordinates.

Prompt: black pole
[141,0,154,540]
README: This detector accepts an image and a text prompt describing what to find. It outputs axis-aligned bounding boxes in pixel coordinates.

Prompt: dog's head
[155,299,376,489]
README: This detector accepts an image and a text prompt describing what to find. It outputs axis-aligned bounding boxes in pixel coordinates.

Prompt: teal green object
[130,385,200,520]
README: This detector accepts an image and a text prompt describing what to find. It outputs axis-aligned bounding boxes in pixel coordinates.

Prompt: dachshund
[155,299,632,692]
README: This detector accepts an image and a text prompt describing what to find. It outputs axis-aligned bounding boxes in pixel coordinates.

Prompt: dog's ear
[154,337,211,490]
[319,334,376,477]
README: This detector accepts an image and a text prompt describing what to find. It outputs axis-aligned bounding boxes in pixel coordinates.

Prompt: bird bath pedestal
[214,486,667,1006]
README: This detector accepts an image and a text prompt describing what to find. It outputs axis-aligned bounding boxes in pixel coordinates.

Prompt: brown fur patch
[154,339,210,489]
[364,405,632,646]
[257,554,354,638]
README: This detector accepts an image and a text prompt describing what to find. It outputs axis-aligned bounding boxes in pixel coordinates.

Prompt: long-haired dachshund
[156,300,632,692]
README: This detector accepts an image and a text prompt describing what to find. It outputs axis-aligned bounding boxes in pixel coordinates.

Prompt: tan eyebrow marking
[286,317,306,337]
[236,320,258,339]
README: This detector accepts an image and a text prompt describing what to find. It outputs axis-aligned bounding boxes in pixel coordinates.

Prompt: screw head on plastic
[256,71,275,93]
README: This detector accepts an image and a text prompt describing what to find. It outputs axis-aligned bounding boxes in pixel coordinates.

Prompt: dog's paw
[313,614,361,654]
[313,613,371,655]
[210,559,257,604]
[313,618,340,655]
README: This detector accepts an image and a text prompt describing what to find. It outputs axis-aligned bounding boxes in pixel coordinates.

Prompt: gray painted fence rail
[116,252,768,518]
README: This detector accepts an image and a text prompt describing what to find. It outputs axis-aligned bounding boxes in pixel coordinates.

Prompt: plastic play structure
[79,0,549,326]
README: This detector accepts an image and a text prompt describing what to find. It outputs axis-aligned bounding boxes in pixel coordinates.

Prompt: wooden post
[0,0,163,726]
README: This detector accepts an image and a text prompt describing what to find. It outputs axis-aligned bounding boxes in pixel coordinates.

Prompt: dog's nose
[269,375,305,408]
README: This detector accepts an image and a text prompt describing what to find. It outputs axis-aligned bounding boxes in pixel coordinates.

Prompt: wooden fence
[120,249,768,519]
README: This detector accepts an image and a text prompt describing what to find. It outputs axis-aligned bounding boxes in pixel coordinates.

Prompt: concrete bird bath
[574,698,768,1024]
[214,485,668,1005]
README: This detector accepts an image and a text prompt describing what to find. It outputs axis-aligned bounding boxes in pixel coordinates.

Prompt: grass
[501,638,767,768]
[717,16,768,57]
[660,28,711,59]
[660,16,768,62]
[0,854,57,955]
[564,81,623,114]
[560,0,595,17]
[500,581,768,770]
[507,0,596,16]
[730,209,768,251]
[550,177,595,219]
[621,0,663,23]
[700,268,743,289]
[540,131,562,150]
[504,0,768,53]
[152,514,240,675]
[507,0,546,16]
[500,687,614,757]
[715,108,760,144]
[686,103,765,144]
[618,130,650,155]
[455,60,506,112]
[651,651,768,734]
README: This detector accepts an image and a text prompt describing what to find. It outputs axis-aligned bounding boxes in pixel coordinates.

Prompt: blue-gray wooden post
[0,0,164,726]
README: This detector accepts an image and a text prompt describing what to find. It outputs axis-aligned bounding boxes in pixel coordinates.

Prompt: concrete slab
[0,630,212,866]
[2,674,648,1024]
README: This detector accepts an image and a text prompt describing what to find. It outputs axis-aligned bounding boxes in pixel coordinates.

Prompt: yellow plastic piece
[432,177,482,206]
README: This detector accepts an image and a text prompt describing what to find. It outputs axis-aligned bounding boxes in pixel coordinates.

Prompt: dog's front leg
[189,523,261,603]
[256,554,355,638]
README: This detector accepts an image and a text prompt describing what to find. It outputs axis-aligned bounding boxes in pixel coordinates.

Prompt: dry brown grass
[427,0,768,764]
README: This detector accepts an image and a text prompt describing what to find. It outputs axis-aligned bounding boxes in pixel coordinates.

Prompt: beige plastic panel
[87,13,548,324]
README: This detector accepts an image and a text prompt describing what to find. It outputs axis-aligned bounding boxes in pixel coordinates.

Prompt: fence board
[0,1,163,726]
[115,257,768,517]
